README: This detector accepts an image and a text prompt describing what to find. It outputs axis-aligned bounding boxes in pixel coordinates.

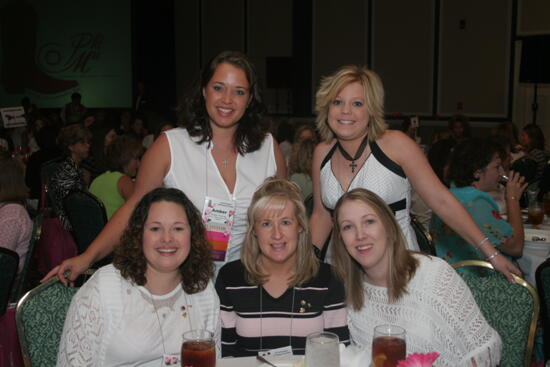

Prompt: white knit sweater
[57,265,220,366]
[349,255,501,366]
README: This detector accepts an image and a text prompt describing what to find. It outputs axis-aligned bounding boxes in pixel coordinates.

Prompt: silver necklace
[259,286,296,353]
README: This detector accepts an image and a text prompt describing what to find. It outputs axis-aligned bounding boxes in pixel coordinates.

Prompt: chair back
[11,213,43,301]
[63,190,107,254]
[535,258,550,361]
[0,248,19,316]
[16,270,95,367]
[411,215,435,255]
[452,260,539,367]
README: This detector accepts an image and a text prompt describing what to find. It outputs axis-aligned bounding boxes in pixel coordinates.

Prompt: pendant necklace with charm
[336,134,369,173]
[147,287,193,366]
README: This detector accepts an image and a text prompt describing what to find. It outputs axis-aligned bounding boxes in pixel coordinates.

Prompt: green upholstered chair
[11,212,43,301]
[411,215,435,255]
[16,270,95,367]
[452,260,539,367]
[535,258,550,362]
[63,190,107,254]
[0,248,19,316]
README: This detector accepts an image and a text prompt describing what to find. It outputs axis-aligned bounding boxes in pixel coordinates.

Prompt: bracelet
[476,237,489,249]
[485,250,500,261]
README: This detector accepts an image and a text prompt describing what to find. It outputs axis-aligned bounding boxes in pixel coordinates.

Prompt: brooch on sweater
[299,300,312,313]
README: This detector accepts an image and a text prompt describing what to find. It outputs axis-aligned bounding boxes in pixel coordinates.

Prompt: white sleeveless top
[320,140,418,251]
[164,128,277,267]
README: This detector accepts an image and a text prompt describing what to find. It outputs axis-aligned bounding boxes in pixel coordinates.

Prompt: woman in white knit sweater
[57,188,220,366]
[331,188,501,366]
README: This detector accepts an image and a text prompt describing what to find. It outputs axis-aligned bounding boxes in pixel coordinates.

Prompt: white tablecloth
[217,356,301,367]
[517,224,550,287]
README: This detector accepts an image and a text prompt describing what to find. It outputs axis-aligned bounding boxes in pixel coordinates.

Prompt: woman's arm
[117,175,135,201]
[310,143,334,250]
[499,170,527,257]
[381,130,521,280]
[44,134,171,284]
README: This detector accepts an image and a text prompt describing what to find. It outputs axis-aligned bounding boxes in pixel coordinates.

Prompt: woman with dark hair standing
[47,50,286,283]
[57,188,220,366]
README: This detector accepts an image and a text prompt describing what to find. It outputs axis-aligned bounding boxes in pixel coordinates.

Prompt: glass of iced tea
[528,189,543,226]
[543,193,550,218]
[372,325,406,367]
[181,329,216,367]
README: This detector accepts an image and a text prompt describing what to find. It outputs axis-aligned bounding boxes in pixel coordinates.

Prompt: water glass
[372,325,406,367]
[181,329,215,367]
[304,331,340,367]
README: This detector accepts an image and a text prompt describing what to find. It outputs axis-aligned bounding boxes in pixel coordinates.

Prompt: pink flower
[396,353,440,367]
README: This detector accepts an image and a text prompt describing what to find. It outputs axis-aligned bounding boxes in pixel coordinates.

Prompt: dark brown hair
[57,124,92,156]
[447,138,500,187]
[182,50,268,154]
[105,135,143,172]
[113,188,213,294]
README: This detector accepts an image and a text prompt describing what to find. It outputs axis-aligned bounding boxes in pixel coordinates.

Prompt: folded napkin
[339,344,370,367]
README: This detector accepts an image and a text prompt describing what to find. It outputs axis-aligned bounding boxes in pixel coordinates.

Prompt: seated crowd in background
[0,52,548,366]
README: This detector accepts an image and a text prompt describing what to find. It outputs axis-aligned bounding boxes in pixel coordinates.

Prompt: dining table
[217,355,303,367]
[216,345,368,366]
[517,222,550,287]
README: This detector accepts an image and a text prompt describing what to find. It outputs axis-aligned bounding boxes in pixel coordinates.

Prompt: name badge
[202,196,235,262]
[258,345,294,357]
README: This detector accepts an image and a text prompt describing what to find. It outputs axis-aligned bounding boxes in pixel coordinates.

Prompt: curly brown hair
[113,188,213,294]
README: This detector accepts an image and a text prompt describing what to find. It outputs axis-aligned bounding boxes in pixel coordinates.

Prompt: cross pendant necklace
[222,159,229,168]
[336,135,369,173]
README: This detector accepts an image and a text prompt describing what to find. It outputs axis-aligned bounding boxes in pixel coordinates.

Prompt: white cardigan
[349,255,501,367]
[57,265,220,367]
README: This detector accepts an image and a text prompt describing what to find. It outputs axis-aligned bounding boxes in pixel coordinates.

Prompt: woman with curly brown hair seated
[57,188,220,366]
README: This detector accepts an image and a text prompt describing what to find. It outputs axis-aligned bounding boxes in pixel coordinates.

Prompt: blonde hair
[241,177,319,286]
[331,188,419,310]
[315,65,387,142]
